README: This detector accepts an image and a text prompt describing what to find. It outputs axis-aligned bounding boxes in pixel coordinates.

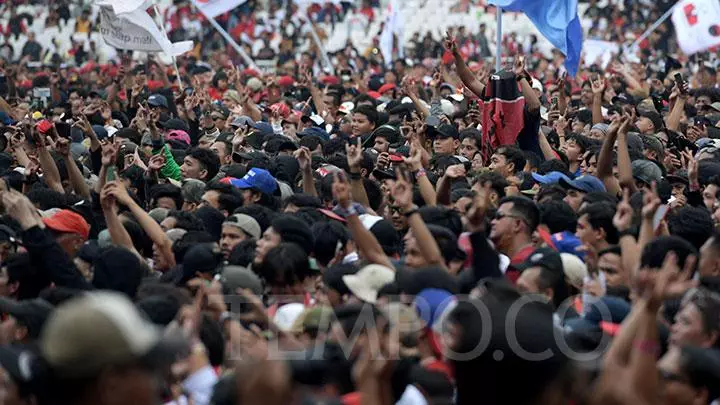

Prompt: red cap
[378,83,396,94]
[367,91,381,99]
[269,102,290,118]
[320,76,340,85]
[242,68,260,77]
[43,209,90,240]
[277,75,294,87]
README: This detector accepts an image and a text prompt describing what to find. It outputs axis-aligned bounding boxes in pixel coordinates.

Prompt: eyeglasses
[658,368,691,385]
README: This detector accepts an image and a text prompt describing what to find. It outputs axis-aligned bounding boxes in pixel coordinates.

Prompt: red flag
[480,70,525,162]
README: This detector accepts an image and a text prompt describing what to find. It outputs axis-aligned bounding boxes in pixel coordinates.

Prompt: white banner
[192,0,247,19]
[583,39,619,68]
[99,6,193,55]
[379,0,403,67]
[672,0,720,55]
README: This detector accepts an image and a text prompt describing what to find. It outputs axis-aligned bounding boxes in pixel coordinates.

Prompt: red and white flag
[672,0,720,55]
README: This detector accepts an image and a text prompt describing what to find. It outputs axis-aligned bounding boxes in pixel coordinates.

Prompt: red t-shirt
[506,244,535,284]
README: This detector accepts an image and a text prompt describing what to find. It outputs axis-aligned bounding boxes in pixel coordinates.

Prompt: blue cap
[414,288,456,328]
[147,94,169,109]
[551,231,585,259]
[228,168,278,195]
[0,112,15,126]
[559,175,606,193]
[297,126,330,141]
[531,171,571,185]
[91,125,109,140]
[251,122,274,136]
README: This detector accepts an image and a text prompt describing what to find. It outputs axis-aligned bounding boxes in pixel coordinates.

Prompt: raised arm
[405,139,436,206]
[33,129,64,194]
[514,57,540,113]
[616,116,636,194]
[436,164,466,206]
[445,32,486,98]
[100,182,140,256]
[392,168,446,269]
[591,76,605,124]
[55,136,91,200]
[333,172,395,270]
[346,138,370,208]
[665,81,688,132]
[107,181,176,269]
[294,147,319,198]
[597,116,622,196]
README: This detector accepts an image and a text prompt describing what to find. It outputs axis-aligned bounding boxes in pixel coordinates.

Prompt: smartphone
[551,96,559,109]
[674,73,687,95]
[55,122,71,138]
[653,204,669,232]
[106,166,117,182]
[36,119,53,134]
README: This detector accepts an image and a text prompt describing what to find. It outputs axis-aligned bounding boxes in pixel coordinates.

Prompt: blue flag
[489,0,583,76]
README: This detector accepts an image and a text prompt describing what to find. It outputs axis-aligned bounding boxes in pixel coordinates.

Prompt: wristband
[414,168,427,179]
[402,207,419,218]
[349,172,362,180]
[617,229,635,239]
[633,339,660,356]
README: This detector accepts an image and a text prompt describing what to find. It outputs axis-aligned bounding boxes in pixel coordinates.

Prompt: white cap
[560,253,588,288]
[342,264,395,303]
[273,303,306,331]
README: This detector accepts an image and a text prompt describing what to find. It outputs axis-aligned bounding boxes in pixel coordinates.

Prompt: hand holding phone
[674,73,688,95]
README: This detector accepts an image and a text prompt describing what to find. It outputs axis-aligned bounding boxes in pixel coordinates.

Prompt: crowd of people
[1,0,720,405]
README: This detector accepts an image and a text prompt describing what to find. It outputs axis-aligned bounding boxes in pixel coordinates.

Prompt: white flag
[671,0,720,55]
[379,0,404,67]
[192,0,247,19]
[98,6,193,55]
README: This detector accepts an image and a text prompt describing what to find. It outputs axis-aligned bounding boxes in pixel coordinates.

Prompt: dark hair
[258,243,312,287]
[565,133,590,155]
[581,192,618,206]
[172,231,216,263]
[598,245,622,258]
[199,314,225,366]
[459,128,481,147]
[419,206,463,237]
[299,135,325,152]
[539,201,577,234]
[537,159,570,176]
[495,146,526,174]
[353,93,378,107]
[234,204,278,233]
[227,239,257,267]
[285,194,322,209]
[187,147,221,181]
[205,181,244,214]
[5,253,52,299]
[92,246,145,298]
[295,207,327,226]
[677,345,720,400]
[668,206,714,251]
[578,202,618,244]
[474,171,508,199]
[363,178,384,211]
[26,188,67,210]
[167,210,206,232]
[640,236,697,270]
[536,184,566,202]
[312,221,351,267]
[149,184,183,210]
[523,151,542,172]
[353,105,378,128]
[498,196,540,234]
[323,137,347,157]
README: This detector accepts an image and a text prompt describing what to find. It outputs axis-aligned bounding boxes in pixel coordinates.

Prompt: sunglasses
[493,211,526,224]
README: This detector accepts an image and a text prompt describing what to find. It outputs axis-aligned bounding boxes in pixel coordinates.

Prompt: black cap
[0,345,36,389]
[516,247,563,274]
[0,298,54,339]
[158,118,190,133]
[182,244,223,276]
[435,123,459,139]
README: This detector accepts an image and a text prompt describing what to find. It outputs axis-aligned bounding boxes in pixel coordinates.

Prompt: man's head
[516,248,567,307]
[576,202,618,249]
[220,214,261,259]
[39,291,186,405]
[669,289,720,349]
[43,210,90,258]
[0,297,53,343]
[489,146,525,178]
[254,215,313,266]
[635,110,663,135]
[211,140,233,166]
[559,175,606,212]
[228,168,278,208]
[150,184,183,211]
[180,147,221,182]
[201,181,244,216]
[459,129,481,161]
[489,196,539,250]
[561,134,589,167]
[351,105,378,137]
[699,231,720,277]
[597,246,626,289]
[433,124,460,156]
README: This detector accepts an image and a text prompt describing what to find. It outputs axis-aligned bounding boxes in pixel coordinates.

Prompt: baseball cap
[147,94,169,109]
[666,169,689,186]
[532,171,571,185]
[516,247,564,274]
[181,179,206,204]
[223,214,261,240]
[158,118,190,133]
[221,265,263,296]
[434,123,459,139]
[228,168,278,195]
[297,126,330,141]
[342,264,395,303]
[41,292,187,378]
[0,345,35,390]
[560,253,587,288]
[378,83,396,94]
[43,209,90,240]
[551,231,585,259]
[165,129,191,146]
[230,115,256,128]
[0,297,54,339]
[273,303,305,332]
[639,110,664,131]
[183,244,223,276]
[631,160,662,185]
[559,175,606,193]
[251,121,274,137]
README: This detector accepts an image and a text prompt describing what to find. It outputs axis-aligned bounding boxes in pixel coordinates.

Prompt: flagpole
[495,7,502,71]
[305,12,335,75]
[194,7,259,70]
[152,4,183,91]
[629,3,678,50]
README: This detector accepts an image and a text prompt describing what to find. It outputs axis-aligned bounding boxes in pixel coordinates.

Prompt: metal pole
[629,3,677,50]
[153,4,183,91]
[194,6,259,70]
[306,12,335,75]
[495,7,502,71]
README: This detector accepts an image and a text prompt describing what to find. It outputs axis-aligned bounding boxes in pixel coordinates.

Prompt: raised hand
[591,76,605,95]
[147,154,166,172]
[346,137,363,172]
[390,168,414,211]
[55,137,70,157]
[443,30,458,54]
[294,146,312,172]
[613,188,633,232]
[403,142,424,171]
[100,182,118,213]
[467,181,492,232]
[513,55,527,78]
[105,180,133,206]
[641,181,662,220]
[445,163,466,179]
[332,171,352,209]
[101,142,118,167]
